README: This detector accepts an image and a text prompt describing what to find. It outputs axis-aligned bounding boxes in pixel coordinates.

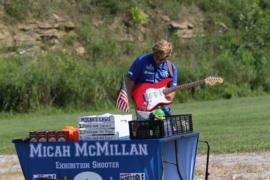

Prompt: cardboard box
[78,114,132,140]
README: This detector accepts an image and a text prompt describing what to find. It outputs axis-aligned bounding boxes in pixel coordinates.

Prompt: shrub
[1,0,270,112]
[3,0,31,22]
[129,6,149,26]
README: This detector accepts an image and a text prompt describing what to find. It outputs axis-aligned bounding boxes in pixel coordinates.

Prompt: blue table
[13,132,199,180]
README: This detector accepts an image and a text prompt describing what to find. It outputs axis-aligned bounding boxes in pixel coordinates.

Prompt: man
[126,39,178,117]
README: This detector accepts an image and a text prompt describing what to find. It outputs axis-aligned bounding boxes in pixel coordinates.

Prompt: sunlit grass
[1,95,270,154]
[171,95,270,153]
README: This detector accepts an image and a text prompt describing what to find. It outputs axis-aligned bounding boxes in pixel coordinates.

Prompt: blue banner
[14,133,199,180]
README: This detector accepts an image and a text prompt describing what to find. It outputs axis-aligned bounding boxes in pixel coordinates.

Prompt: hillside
[0,0,270,112]
[0,1,204,55]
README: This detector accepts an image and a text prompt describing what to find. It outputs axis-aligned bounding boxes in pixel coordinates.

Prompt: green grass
[1,95,270,154]
[171,95,270,153]
[0,108,127,154]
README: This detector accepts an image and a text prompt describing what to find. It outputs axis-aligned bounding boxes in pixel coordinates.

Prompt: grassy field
[0,95,270,154]
[171,95,270,153]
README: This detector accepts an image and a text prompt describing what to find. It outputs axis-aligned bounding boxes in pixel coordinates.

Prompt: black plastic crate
[129,114,193,139]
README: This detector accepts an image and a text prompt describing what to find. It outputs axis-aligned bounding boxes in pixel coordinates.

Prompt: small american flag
[116,79,129,113]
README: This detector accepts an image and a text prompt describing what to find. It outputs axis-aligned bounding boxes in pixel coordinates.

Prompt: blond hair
[152,39,173,57]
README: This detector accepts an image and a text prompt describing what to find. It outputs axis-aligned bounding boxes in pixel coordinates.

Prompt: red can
[47,131,57,142]
[57,131,68,142]
[39,131,47,142]
[29,131,39,142]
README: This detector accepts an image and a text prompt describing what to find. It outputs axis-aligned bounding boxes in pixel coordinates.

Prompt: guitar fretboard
[163,79,205,95]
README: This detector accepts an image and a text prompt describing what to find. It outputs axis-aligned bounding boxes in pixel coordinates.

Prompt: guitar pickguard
[131,78,173,111]
[144,87,172,111]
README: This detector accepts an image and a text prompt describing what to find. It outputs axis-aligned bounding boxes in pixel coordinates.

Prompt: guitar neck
[163,79,205,95]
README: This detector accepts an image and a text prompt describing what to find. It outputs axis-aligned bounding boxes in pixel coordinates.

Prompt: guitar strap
[167,60,173,77]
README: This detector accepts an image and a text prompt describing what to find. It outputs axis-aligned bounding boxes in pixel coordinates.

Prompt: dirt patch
[1,152,270,180]
[0,155,23,180]
[195,152,270,180]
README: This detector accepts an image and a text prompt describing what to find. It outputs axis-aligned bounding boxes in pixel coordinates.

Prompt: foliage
[0,0,270,112]
[0,52,127,112]
[129,6,149,26]
[3,0,31,22]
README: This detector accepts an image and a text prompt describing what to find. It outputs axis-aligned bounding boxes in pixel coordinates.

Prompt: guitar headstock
[204,76,224,86]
